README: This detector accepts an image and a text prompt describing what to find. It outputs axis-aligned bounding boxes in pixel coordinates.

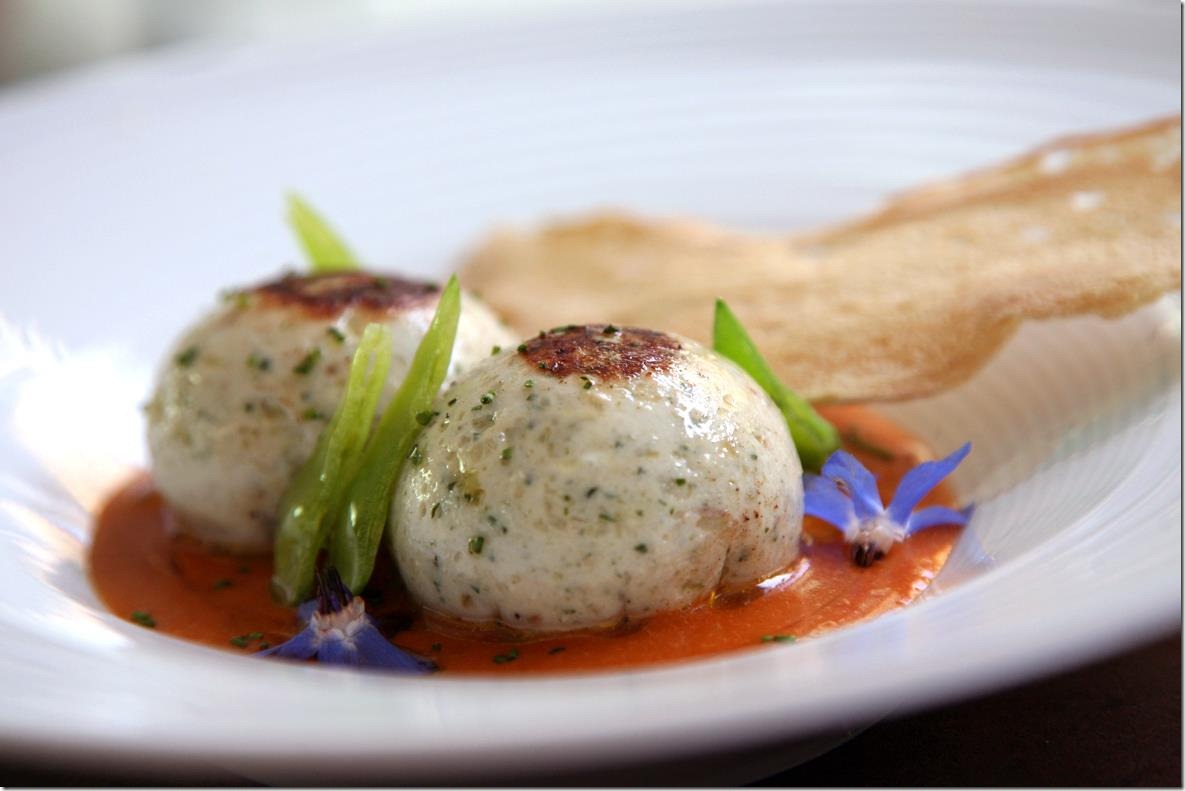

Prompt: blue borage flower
[259,568,435,673]
[804,442,973,566]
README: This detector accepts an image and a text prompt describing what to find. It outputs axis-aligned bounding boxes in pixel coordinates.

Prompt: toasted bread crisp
[461,117,1181,402]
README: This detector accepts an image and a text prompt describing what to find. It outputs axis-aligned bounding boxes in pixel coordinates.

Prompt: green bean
[286,192,361,273]
[330,276,462,592]
[712,299,839,473]
[271,324,392,604]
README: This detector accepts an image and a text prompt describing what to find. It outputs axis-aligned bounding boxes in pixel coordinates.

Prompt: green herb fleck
[246,352,272,371]
[212,578,233,591]
[480,391,496,404]
[431,502,443,519]
[675,478,687,486]
[175,346,199,367]
[634,543,648,553]
[247,631,264,640]
[493,648,519,664]
[468,535,485,555]
[585,487,598,498]
[327,326,347,343]
[537,362,548,370]
[599,512,615,522]
[293,347,321,375]
[229,636,250,648]
[409,444,424,466]
[581,376,593,390]
[603,325,620,335]
[415,410,439,426]
[130,610,156,628]
[448,397,457,406]
[490,345,502,355]
[301,407,326,421]
[517,344,528,354]
[760,634,796,644]
[523,379,534,389]
[501,447,514,462]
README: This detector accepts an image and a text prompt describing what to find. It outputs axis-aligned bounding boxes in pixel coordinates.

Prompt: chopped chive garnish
[247,631,264,640]
[493,648,519,664]
[301,407,326,421]
[175,346,199,367]
[585,487,598,498]
[491,345,502,355]
[603,325,620,335]
[447,398,457,406]
[468,535,485,555]
[247,352,272,371]
[229,636,250,648]
[713,299,839,472]
[431,502,442,518]
[517,344,528,354]
[212,578,233,590]
[286,192,360,273]
[480,391,495,404]
[581,376,593,390]
[501,447,514,462]
[599,513,615,522]
[760,634,796,643]
[523,379,534,388]
[293,347,321,375]
[327,326,347,343]
[130,611,156,628]
[675,478,687,486]
[415,410,438,426]
[634,543,648,553]
[409,444,424,466]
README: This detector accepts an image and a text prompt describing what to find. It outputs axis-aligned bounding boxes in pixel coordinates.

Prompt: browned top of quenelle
[519,324,681,380]
[248,272,440,317]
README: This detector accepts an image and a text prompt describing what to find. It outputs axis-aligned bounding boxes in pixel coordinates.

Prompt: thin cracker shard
[461,116,1181,402]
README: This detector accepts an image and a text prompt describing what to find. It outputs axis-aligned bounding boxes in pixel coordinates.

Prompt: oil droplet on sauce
[89,406,962,674]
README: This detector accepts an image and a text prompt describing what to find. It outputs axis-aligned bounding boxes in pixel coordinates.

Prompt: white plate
[0,1,1179,783]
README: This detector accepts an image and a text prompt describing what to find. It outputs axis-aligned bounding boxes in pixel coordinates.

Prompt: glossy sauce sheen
[90,406,962,674]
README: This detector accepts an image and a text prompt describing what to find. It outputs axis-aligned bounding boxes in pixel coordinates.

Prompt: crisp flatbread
[462,117,1182,402]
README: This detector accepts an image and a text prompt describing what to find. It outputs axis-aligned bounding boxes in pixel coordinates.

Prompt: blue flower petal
[803,474,857,531]
[318,636,358,666]
[905,504,974,535]
[258,627,318,660]
[821,450,883,520]
[886,442,972,526]
[352,622,437,673]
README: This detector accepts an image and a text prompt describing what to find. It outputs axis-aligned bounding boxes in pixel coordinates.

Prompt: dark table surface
[1,632,1179,787]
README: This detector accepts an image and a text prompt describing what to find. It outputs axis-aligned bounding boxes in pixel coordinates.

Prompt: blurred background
[0,0,634,86]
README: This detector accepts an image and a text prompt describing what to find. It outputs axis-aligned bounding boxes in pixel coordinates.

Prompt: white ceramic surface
[0,1,1179,783]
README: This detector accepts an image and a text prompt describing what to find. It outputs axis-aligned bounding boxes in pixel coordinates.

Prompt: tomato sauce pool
[89,406,963,674]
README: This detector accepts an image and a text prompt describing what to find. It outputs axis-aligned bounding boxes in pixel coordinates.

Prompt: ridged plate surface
[0,1,1179,782]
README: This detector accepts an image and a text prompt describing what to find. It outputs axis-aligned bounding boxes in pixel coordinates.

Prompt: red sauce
[89,406,962,674]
